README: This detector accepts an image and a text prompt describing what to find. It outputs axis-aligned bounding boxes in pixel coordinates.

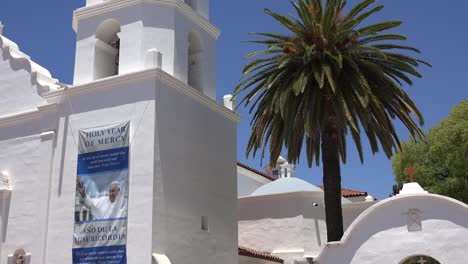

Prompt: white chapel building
[0,1,468,264]
[236,161,468,264]
[0,0,239,263]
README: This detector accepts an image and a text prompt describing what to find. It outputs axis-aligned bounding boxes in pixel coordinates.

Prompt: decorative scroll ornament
[404,208,422,232]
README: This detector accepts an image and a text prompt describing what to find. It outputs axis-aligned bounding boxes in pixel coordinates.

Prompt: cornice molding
[95,39,119,55]
[44,68,240,122]
[0,103,58,128]
[73,0,221,39]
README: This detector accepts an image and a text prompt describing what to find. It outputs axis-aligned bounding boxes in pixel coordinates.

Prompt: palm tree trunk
[321,112,344,242]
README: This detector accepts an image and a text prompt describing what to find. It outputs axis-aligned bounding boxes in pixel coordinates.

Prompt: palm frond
[233,0,428,167]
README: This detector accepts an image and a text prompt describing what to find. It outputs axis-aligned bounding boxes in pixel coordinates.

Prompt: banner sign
[73,121,130,264]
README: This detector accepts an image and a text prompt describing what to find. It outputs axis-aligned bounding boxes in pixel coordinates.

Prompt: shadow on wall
[188,31,204,92]
[0,191,11,243]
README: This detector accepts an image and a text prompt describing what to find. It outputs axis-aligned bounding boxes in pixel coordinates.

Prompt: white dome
[250,177,352,204]
[250,177,324,196]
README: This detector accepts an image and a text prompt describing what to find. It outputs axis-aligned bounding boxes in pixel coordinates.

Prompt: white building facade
[0,0,239,263]
[315,183,468,264]
[1,1,468,264]
[237,174,468,264]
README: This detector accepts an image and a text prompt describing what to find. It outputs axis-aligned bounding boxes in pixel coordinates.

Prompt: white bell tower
[72,0,217,99]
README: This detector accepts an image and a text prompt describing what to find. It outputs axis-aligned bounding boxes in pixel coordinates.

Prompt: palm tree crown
[234,0,429,241]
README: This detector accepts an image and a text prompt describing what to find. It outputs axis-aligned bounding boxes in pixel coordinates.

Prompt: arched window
[188,32,204,92]
[400,255,441,264]
[94,19,121,80]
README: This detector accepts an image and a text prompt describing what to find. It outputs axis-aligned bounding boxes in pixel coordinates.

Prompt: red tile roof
[237,162,275,181]
[318,186,368,197]
[238,246,284,263]
[236,162,368,198]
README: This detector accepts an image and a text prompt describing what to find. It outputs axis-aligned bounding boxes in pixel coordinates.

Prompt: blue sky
[0,0,466,198]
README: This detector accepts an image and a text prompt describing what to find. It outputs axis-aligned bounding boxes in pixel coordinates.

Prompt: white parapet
[398,182,428,195]
[223,94,235,111]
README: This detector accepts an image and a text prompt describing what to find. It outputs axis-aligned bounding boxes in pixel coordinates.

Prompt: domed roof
[250,177,352,204]
[250,177,324,196]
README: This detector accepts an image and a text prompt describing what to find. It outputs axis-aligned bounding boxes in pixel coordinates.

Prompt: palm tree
[233,0,429,241]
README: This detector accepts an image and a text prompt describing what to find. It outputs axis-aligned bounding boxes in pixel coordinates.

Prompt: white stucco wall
[315,194,468,264]
[0,62,238,264]
[152,73,238,263]
[239,191,378,264]
[1,0,235,262]
[0,36,58,116]
[0,122,57,264]
[342,201,376,230]
[0,56,45,116]
[237,166,271,197]
[0,36,60,263]
[344,196,366,203]
[238,192,328,264]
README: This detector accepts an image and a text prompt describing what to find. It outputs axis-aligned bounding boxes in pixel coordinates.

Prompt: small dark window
[201,216,209,231]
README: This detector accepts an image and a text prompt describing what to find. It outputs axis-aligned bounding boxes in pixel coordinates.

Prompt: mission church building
[1,0,468,264]
[0,0,239,263]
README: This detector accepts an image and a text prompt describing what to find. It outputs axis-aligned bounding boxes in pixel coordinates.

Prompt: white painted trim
[314,193,468,262]
[73,0,221,39]
[43,68,240,122]
[152,253,172,264]
[0,103,58,128]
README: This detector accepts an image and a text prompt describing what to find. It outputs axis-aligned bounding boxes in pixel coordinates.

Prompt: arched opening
[400,255,441,264]
[188,32,204,92]
[94,19,121,80]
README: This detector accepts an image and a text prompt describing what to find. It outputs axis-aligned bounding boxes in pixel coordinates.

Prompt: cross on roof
[405,166,416,183]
